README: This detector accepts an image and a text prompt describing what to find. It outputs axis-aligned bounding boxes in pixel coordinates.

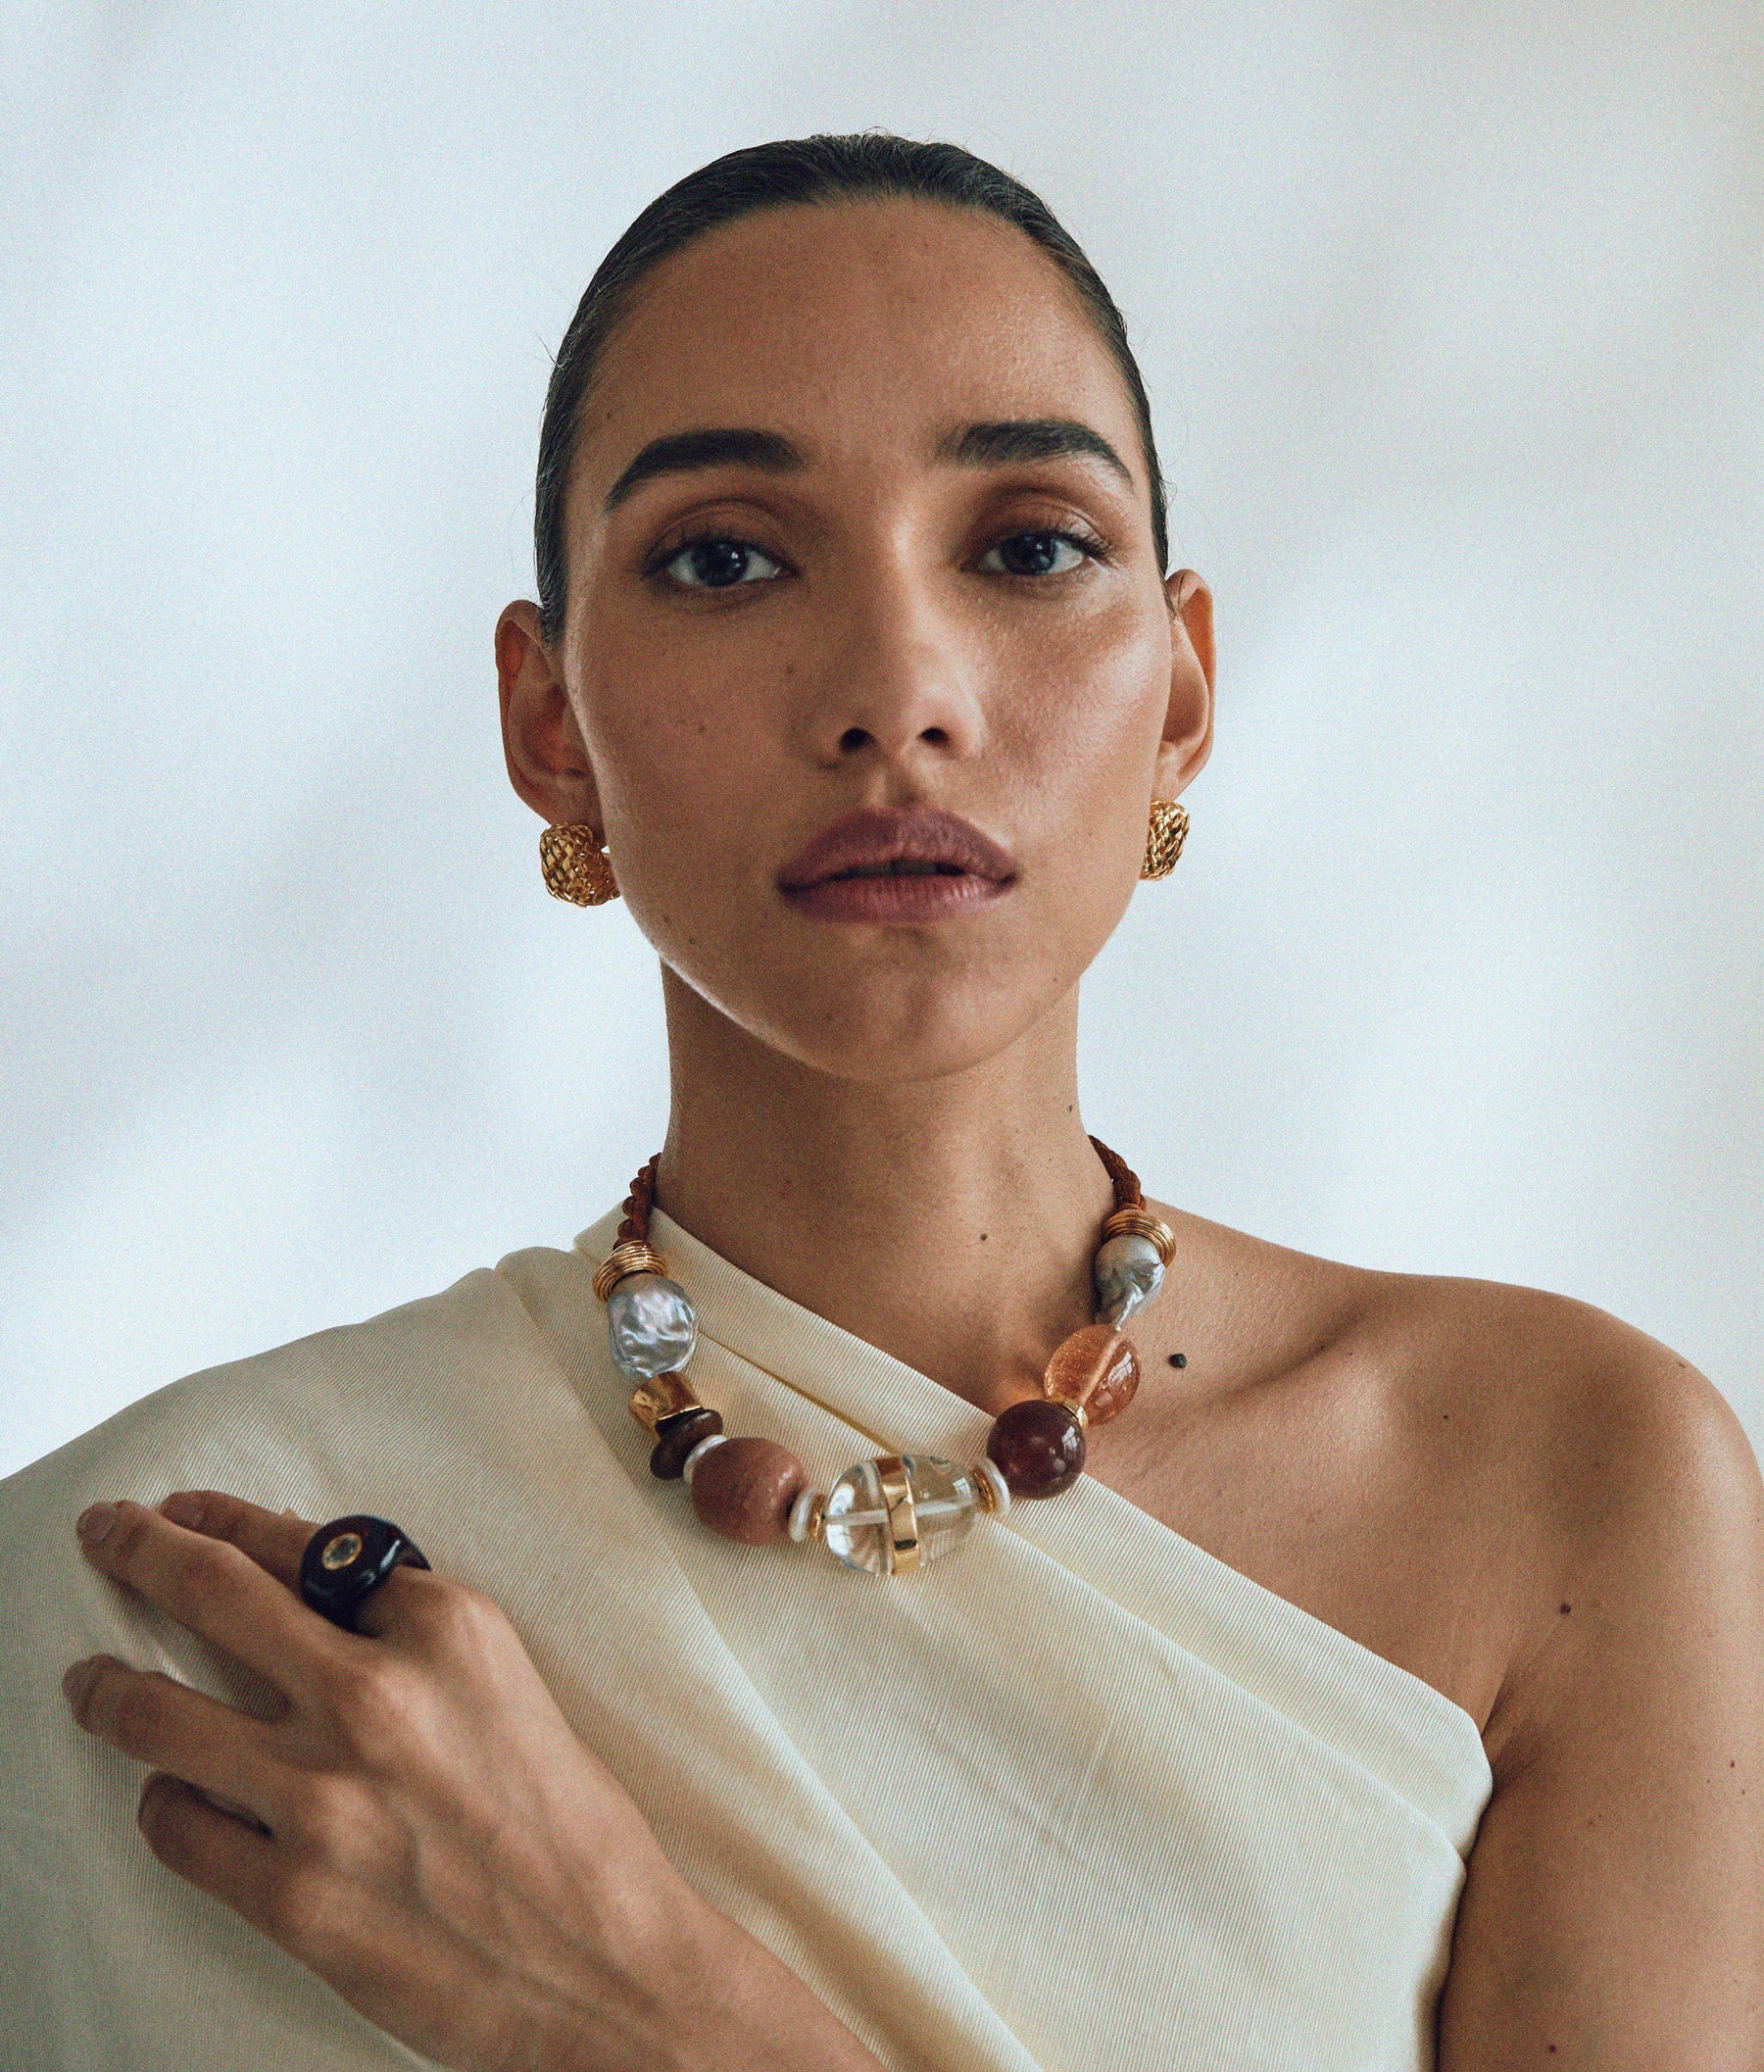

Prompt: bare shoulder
[1140,1204,1764,1744]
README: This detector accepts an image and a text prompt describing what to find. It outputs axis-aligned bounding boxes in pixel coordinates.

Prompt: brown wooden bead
[690,1435,808,1545]
[987,1397,1086,1498]
[649,1407,722,1480]
[1043,1323,1141,1427]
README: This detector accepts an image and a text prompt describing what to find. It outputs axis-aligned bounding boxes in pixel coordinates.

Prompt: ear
[1153,569,1215,799]
[496,602,604,830]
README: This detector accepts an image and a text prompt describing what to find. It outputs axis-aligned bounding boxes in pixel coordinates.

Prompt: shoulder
[1351,1270,1763,1748]
[0,1243,601,1749]
[1154,1206,1762,1726]
[0,1256,572,1558]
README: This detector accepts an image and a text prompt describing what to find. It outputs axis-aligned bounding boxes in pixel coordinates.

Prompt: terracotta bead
[987,1397,1086,1498]
[649,1406,723,1480]
[690,1435,808,1545]
[1042,1323,1141,1427]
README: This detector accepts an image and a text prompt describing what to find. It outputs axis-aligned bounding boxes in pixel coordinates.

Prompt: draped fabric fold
[0,1207,1491,2071]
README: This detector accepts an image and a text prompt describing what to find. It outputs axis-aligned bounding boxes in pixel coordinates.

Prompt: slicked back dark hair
[534,132,1168,641]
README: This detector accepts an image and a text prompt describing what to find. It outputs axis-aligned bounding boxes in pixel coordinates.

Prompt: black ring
[298,1515,430,1633]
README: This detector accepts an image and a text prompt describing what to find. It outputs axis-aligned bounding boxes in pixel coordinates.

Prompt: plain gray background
[3,1,1759,1479]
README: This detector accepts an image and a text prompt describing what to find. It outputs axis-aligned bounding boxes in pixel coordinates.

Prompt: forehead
[573,197,1142,493]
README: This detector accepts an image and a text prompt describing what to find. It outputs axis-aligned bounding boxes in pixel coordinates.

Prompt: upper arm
[1437,1331,1764,2068]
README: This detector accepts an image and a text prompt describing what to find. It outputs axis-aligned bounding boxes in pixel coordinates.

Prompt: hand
[60,1491,719,2072]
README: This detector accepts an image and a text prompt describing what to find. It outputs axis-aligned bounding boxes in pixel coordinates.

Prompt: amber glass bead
[1043,1323,1141,1427]
[690,1435,808,1545]
[649,1406,723,1480]
[987,1397,1086,1498]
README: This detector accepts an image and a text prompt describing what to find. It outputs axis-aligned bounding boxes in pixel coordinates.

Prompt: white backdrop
[3,1,1759,1479]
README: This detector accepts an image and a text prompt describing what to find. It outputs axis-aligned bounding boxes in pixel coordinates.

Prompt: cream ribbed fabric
[0,1206,1491,2070]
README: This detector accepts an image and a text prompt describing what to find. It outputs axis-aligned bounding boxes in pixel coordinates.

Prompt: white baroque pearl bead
[1094,1231,1165,1328]
[607,1273,699,1379]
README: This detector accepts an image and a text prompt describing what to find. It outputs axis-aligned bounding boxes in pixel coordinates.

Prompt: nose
[799,560,987,770]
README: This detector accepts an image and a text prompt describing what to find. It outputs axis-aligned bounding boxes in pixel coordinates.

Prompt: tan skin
[62,197,1763,2067]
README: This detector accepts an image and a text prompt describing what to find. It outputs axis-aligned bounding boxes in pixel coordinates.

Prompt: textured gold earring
[539,824,619,906]
[1140,800,1190,880]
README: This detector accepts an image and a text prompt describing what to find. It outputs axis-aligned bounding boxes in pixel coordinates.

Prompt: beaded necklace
[595,1141,1175,1576]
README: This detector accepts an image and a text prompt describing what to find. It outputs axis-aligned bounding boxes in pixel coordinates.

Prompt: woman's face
[500,197,1213,1085]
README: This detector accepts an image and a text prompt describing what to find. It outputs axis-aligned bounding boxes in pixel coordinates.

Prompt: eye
[658,536,784,590]
[978,530,1094,578]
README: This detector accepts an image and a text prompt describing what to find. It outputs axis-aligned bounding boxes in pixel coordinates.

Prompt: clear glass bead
[820,1455,981,1575]
[607,1273,698,1380]
[1094,1231,1165,1328]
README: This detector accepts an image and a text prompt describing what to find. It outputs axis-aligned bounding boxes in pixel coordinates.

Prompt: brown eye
[979,531,1090,577]
[661,538,783,589]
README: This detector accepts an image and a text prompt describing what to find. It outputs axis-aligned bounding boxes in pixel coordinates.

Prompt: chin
[721,949,1080,1086]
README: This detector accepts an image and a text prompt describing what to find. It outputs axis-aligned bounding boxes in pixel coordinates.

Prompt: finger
[74,1500,346,1694]
[63,1655,282,1817]
[157,1489,317,1589]
[135,1772,288,1931]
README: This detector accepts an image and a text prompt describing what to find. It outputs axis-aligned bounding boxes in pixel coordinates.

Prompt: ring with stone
[297,1514,430,1633]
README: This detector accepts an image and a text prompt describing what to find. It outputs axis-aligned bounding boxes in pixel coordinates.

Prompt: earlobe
[495,602,604,830]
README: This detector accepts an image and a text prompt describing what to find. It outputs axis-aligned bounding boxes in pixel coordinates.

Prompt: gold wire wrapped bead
[540,823,619,906]
[593,1241,670,1305]
[1140,800,1190,880]
[1101,1206,1178,1267]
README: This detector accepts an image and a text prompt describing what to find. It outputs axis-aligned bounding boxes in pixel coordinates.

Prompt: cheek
[995,595,1170,850]
[576,654,786,948]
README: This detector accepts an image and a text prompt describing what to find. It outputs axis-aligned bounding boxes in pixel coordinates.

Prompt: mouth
[777,807,1016,921]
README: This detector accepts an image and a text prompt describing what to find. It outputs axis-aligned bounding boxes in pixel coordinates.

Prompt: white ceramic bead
[608,1273,699,1380]
[1094,1231,1165,1328]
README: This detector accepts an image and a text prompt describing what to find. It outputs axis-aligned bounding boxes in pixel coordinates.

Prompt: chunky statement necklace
[595,1142,1175,1576]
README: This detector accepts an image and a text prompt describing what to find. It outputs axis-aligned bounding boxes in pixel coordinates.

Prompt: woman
[3,134,1759,2071]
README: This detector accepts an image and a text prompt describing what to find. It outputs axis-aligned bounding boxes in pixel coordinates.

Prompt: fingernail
[62,1658,92,1704]
[75,1504,118,1545]
[160,1491,205,1528]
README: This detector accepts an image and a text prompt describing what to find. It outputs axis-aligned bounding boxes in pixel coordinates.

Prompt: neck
[653,968,1115,1415]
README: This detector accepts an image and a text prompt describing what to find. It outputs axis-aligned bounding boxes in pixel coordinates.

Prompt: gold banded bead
[1100,1207,1176,1267]
[626,1374,703,1432]
[874,1454,922,1574]
[594,1241,669,1305]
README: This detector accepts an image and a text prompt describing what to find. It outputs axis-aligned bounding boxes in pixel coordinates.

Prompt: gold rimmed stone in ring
[874,1454,922,1574]
[319,1531,364,1571]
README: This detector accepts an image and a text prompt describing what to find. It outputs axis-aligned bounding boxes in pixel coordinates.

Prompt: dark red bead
[987,1397,1087,1498]
[650,1406,723,1479]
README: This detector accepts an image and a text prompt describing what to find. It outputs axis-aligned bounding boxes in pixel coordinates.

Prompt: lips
[776,807,1016,922]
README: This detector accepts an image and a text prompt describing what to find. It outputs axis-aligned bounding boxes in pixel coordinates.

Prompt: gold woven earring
[539,824,619,906]
[1140,800,1190,880]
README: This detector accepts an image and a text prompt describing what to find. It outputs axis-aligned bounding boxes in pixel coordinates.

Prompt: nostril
[918,726,950,747]
[838,726,871,754]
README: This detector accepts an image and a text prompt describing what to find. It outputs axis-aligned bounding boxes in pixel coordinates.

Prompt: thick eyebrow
[602,427,807,513]
[935,419,1134,486]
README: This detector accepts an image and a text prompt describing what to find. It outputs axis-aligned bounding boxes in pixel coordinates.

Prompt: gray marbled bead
[607,1273,698,1379]
[1094,1231,1165,1328]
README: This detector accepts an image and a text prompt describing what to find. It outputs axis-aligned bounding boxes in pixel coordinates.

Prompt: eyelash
[643,522,1111,588]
